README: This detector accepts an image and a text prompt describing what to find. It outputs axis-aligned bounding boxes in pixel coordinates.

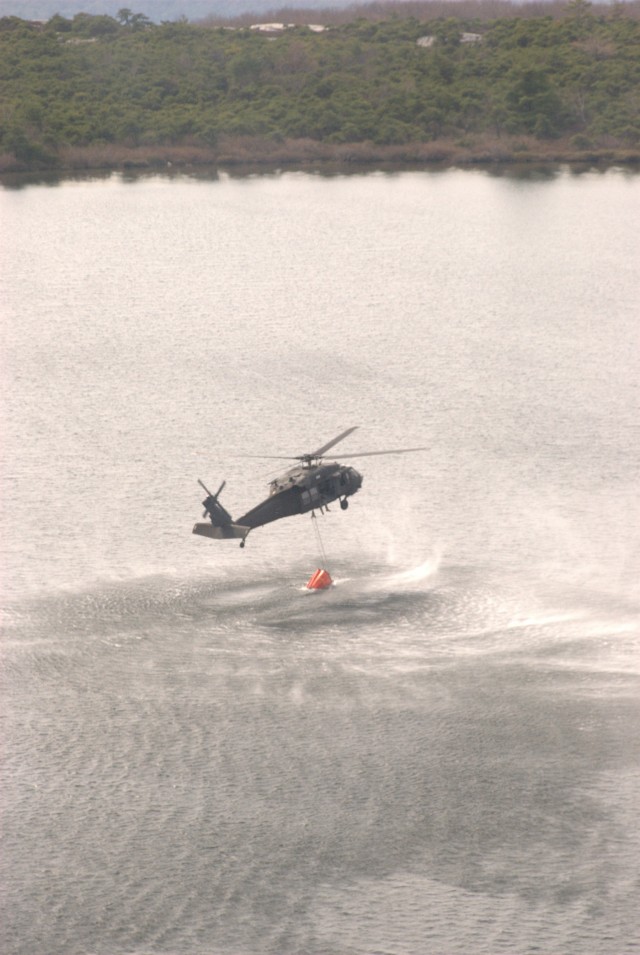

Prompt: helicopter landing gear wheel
[240,540,246,549]
[340,498,349,511]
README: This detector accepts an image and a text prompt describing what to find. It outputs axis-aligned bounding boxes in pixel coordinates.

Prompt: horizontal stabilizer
[192,522,250,541]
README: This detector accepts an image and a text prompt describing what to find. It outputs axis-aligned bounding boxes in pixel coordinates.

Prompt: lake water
[1,165,639,955]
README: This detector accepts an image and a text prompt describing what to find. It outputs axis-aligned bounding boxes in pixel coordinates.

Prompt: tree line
[1,1,639,169]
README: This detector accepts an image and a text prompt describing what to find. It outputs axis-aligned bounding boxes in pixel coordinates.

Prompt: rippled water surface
[2,166,639,955]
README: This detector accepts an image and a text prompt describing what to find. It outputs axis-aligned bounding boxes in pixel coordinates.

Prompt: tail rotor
[198,479,231,525]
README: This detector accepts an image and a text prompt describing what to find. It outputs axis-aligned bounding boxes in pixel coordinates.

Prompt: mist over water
[1,167,639,955]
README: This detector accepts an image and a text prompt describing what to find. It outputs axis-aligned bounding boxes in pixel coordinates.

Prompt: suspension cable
[311,511,329,569]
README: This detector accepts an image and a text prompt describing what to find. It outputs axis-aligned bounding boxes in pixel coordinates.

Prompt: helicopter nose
[351,468,363,490]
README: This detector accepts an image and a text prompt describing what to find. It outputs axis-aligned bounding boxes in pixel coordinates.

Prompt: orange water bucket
[306,568,333,590]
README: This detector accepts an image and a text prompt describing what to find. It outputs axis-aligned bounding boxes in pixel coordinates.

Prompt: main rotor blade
[336,446,427,458]
[237,427,359,462]
[238,438,425,462]
[310,426,359,459]
[238,454,298,460]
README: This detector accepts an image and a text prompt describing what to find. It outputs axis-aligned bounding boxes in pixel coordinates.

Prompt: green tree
[503,66,565,136]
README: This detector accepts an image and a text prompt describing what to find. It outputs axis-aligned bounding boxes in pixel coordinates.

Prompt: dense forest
[2,1,640,171]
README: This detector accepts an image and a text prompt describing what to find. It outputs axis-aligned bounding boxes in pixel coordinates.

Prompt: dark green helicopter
[193,427,425,548]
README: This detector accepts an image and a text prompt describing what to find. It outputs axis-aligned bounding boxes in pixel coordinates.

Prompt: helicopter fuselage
[236,462,362,530]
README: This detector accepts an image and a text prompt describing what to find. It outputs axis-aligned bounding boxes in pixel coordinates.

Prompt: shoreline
[2,135,640,181]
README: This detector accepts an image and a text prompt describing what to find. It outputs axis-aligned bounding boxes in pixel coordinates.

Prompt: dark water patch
[3,576,638,955]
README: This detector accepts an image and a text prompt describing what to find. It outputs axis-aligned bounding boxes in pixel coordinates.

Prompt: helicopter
[193,427,426,548]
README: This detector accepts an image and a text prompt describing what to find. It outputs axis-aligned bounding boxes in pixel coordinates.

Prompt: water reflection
[3,159,639,190]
